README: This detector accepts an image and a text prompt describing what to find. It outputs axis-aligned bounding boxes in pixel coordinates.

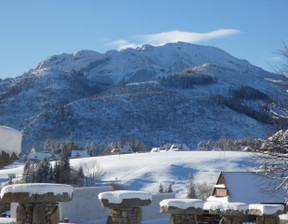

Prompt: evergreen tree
[186,173,197,198]
[47,163,54,183]
[22,161,31,183]
[158,183,164,193]
[205,139,213,151]
[53,161,61,183]
[75,166,85,186]
[31,143,37,153]
[52,139,60,154]
[167,184,173,193]
[43,136,52,153]
[197,141,204,150]
[118,138,126,148]
[59,144,71,184]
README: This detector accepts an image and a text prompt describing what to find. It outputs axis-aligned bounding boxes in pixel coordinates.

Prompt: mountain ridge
[0,42,287,152]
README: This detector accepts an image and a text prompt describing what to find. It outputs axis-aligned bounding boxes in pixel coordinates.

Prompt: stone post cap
[247,204,284,216]
[98,190,152,208]
[160,199,204,215]
[1,183,73,203]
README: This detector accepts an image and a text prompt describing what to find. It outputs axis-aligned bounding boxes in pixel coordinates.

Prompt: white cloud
[109,29,240,50]
[108,39,141,50]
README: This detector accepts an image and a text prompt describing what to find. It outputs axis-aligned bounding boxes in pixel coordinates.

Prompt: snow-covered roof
[98,190,152,204]
[213,172,286,204]
[71,150,89,158]
[151,147,159,152]
[168,144,190,151]
[27,152,56,161]
[121,145,133,153]
[160,199,204,210]
[111,145,133,153]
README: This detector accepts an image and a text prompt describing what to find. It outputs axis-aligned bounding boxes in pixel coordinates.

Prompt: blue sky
[0,0,287,79]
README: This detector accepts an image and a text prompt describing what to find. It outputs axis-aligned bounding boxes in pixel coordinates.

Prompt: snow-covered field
[0,151,253,195]
[70,151,253,197]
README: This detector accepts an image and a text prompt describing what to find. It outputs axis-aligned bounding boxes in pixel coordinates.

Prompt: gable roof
[27,152,55,161]
[168,144,190,151]
[71,150,89,158]
[212,172,286,204]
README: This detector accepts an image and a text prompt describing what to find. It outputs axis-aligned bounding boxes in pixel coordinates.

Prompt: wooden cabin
[210,171,286,204]
[111,145,133,155]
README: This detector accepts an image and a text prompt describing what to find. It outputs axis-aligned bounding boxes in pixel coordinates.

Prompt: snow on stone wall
[11,187,175,222]
[59,188,175,222]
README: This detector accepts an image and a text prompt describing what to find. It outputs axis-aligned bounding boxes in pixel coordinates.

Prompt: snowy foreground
[0,151,254,223]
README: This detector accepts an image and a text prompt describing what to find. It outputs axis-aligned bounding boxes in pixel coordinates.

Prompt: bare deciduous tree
[196,181,214,201]
[251,129,288,189]
[80,160,106,186]
[251,42,288,191]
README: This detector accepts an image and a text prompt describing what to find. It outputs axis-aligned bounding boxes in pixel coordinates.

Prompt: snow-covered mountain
[0,42,287,152]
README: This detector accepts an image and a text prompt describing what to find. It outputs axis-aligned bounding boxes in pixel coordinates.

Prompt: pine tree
[53,161,61,183]
[75,166,85,186]
[186,173,197,198]
[52,139,60,154]
[167,184,173,193]
[47,163,54,183]
[22,161,31,183]
[197,141,204,150]
[59,144,71,184]
[31,143,37,153]
[43,136,52,153]
[158,183,164,193]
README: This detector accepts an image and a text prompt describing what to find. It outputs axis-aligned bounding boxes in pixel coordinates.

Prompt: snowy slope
[0,126,21,155]
[70,151,253,197]
[0,151,253,198]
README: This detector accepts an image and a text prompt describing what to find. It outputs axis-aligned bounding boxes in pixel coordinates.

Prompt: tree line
[22,143,85,186]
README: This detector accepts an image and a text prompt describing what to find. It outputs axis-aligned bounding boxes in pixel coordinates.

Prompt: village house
[111,145,133,155]
[168,144,190,151]
[26,152,59,162]
[151,143,189,152]
[208,171,286,204]
[71,149,89,158]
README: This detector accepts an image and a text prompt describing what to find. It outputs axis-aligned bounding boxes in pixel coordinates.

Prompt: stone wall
[11,187,175,223]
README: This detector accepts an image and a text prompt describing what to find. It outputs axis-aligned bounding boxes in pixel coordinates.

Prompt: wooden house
[209,171,286,204]
[111,145,133,155]
[168,144,190,151]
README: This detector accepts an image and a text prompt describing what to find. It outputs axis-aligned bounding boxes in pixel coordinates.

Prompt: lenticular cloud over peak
[110,29,240,50]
